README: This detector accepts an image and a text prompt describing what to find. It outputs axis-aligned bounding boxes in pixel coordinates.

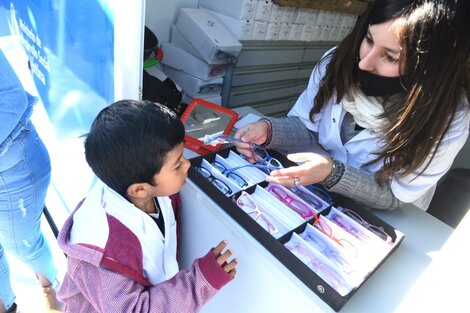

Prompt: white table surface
[178,178,467,313]
[179,106,468,313]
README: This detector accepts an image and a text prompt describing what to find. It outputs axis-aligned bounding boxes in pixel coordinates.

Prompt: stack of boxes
[198,0,357,42]
[161,8,242,105]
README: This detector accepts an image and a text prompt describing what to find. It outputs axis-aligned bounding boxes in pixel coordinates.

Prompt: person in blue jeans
[0,50,62,312]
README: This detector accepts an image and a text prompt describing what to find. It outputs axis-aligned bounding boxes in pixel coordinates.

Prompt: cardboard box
[170,25,204,62]
[315,10,329,27]
[293,8,318,25]
[288,23,303,41]
[338,26,352,41]
[176,8,242,65]
[189,146,404,311]
[252,21,268,40]
[278,23,293,40]
[320,25,332,41]
[201,8,254,41]
[310,25,323,41]
[161,42,228,80]
[281,6,296,23]
[164,65,223,98]
[272,0,370,16]
[199,0,257,20]
[200,94,223,105]
[254,0,273,22]
[300,24,314,41]
[183,94,223,106]
[265,22,281,40]
[269,4,284,23]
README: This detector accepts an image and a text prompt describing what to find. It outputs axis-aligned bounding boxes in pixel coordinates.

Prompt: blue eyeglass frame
[203,134,283,168]
[305,184,334,205]
[212,161,249,188]
[224,163,279,175]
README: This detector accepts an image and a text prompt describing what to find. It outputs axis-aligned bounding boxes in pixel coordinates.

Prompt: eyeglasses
[341,209,390,242]
[203,135,283,168]
[196,166,233,196]
[287,186,324,211]
[305,185,333,205]
[212,161,248,188]
[301,229,354,274]
[311,214,357,255]
[285,238,350,294]
[267,185,316,219]
[236,191,279,236]
[329,212,373,244]
[223,163,279,175]
[198,83,222,95]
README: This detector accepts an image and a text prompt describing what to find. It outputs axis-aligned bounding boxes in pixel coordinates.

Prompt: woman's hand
[213,240,238,277]
[233,121,269,163]
[266,152,334,187]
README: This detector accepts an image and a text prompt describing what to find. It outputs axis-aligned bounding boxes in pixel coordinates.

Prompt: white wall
[145,0,198,43]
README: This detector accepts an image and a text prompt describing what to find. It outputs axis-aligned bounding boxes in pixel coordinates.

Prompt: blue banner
[3,0,114,137]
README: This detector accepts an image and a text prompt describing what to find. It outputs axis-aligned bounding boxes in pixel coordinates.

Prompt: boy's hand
[213,240,238,277]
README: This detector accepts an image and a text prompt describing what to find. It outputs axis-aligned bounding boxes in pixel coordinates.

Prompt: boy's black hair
[84,99,185,197]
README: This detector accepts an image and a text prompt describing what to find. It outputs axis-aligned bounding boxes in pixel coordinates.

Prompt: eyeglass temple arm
[225,163,277,175]
[309,185,333,203]
[203,134,261,148]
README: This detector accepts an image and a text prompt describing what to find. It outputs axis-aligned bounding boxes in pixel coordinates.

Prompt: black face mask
[355,66,406,97]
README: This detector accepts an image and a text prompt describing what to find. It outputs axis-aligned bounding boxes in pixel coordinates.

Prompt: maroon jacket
[57,204,233,313]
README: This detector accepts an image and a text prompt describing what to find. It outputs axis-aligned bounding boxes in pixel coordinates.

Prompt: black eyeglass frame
[196,166,233,196]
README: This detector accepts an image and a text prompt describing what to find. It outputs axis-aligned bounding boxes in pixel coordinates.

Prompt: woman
[0,50,62,312]
[235,0,470,210]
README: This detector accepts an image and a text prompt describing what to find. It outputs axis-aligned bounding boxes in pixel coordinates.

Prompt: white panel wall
[145,0,198,43]
[114,0,146,100]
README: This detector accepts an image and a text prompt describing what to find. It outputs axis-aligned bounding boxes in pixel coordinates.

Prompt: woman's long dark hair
[312,0,470,185]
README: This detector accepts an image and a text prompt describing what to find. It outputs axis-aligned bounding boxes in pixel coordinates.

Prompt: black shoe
[5,302,18,313]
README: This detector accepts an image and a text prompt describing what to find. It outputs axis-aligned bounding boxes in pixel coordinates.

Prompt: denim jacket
[0,49,36,155]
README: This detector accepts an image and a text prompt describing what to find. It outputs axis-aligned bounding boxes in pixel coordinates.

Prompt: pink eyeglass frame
[267,185,315,219]
[236,191,279,235]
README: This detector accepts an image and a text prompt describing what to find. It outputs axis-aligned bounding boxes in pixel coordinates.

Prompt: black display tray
[188,146,404,311]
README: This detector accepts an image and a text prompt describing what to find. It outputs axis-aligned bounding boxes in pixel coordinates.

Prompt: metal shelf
[222,40,335,116]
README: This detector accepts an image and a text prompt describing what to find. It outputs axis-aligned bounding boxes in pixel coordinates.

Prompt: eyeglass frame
[329,211,374,244]
[212,161,249,188]
[305,184,334,205]
[285,237,349,292]
[311,213,357,255]
[267,185,316,219]
[301,227,354,274]
[330,209,389,245]
[224,163,279,175]
[236,191,279,235]
[287,186,324,211]
[203,134,283,168]
[196,166,233,196]
[341,208,391,242]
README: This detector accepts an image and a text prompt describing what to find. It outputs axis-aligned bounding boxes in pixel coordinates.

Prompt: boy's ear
[127,183,151,199]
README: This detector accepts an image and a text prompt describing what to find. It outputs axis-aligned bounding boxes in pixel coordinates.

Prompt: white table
[179,106,468,312]
[178,178,468,313]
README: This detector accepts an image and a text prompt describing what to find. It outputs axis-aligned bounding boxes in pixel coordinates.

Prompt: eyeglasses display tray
[188,146,404,311]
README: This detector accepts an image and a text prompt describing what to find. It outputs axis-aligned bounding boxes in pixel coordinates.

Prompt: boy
[57,100,237,312]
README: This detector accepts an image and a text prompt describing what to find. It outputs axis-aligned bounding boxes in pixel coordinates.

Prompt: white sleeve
[391,99,470,205]
[288,47,335,132]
